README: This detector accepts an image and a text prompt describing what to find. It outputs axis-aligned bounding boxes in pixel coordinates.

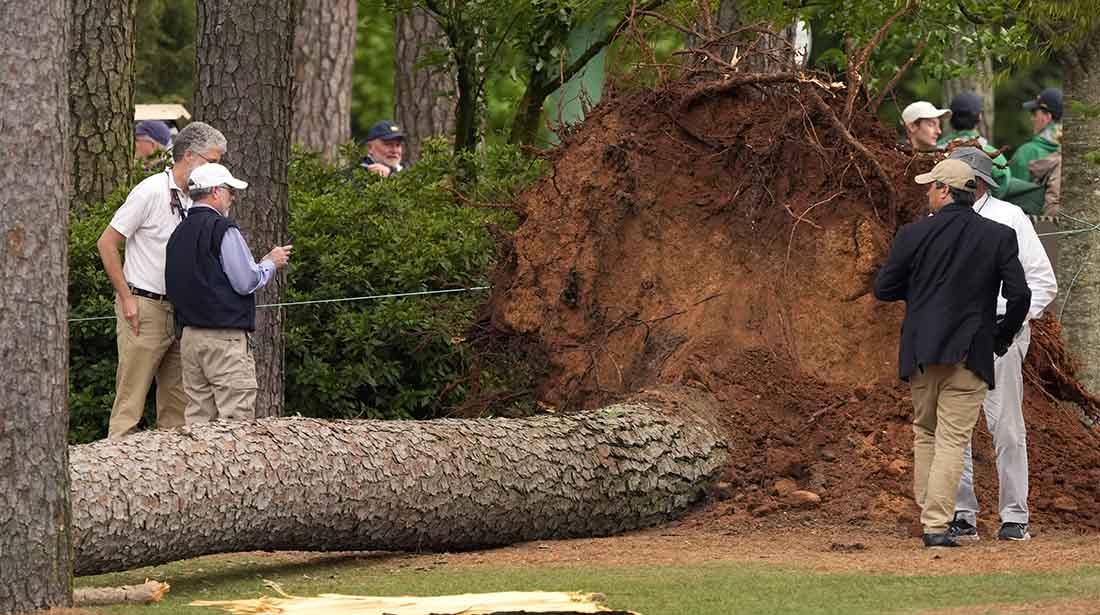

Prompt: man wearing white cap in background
[165,163,292,424]
[901,101,951,152]
[946,147,1058,543]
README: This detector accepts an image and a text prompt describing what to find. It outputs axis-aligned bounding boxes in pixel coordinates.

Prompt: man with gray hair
[946,147,1058,542]
[96,121,228,439]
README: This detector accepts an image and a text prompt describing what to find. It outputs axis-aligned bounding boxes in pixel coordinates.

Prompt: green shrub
[67,141,541,442]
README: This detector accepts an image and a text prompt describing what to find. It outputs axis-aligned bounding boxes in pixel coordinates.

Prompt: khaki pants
[108,296,187,439]
[910,362,988,533]
[180,327,257,424]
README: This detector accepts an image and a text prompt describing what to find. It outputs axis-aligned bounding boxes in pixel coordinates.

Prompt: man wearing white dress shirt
[946,146,1058,542]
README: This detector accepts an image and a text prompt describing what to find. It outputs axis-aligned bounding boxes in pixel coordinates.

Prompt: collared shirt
[188,204,276,295]
[109,169,192,295]
[972,193,1058,320]
[359,155,403,174]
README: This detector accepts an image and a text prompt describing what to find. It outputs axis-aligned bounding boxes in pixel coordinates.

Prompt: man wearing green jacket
[1009,88,1062,181]
[938,91,1012,198]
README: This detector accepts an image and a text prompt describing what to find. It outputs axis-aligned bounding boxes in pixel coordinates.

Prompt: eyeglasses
[220,185,237,199]
[194,150,220,164]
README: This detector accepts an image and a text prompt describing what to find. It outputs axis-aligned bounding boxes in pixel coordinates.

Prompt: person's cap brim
[223,178,248,189]
[913,110,951,121]
[973,170,997,187]
[914,172,937,185]
[1022,100,1040,111]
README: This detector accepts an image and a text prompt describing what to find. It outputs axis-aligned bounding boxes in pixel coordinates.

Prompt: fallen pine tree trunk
[71,389,727,575]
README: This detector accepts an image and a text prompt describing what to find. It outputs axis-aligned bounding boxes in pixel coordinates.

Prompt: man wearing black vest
[165,163,292,423]
[874,158,1030,548]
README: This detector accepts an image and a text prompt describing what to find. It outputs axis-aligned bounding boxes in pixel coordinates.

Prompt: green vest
[1008,125,1059,181]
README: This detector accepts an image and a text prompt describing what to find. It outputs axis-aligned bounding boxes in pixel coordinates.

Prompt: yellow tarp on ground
[192,590,638,614]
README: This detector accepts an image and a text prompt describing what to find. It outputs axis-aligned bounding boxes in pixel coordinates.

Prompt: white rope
[68,286,491,324]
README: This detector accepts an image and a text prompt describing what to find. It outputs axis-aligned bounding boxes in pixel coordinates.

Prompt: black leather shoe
[922,532,961,548]
[947,517,979,541]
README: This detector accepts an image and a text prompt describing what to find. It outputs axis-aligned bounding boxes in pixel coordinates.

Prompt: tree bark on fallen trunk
[72,389,727,575]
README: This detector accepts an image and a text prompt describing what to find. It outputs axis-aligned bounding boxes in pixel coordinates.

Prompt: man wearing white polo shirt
[901,101,951,152]
[96,121,228,439]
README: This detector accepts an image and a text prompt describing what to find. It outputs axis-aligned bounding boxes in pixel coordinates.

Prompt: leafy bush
[67,140,541,441]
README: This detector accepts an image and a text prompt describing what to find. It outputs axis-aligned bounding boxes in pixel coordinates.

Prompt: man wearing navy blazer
[874,158,1030,548]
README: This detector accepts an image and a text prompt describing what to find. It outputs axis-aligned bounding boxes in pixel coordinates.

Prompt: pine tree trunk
[293,0,355,161]
[942,28,995,142]
[453,48,480,154]
[71,391,727,575]
[685,0,739,62]
[394,7,456,165]
[195,0,296,418]
[0,0,73,611]
[69,0,136,209]
[1057,27,1100,393]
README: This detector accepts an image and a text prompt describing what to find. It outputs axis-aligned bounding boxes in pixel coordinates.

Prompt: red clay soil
[481,76,1100,534]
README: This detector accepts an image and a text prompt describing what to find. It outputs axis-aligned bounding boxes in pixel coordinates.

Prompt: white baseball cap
[901,101,951,125]
[188,163,249,191]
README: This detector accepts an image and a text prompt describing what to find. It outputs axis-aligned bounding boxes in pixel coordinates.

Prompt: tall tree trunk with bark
[686,0,740,62]
[69,0,136,209]
[452,39,480,154]
[71,391,727,575]
[684,2,810,74]
[394,7,456,165]
[0,0,73,611]
[1057,26,1100,393]
[293,0,355,161]
[942,29,995,142]
[195,0,296,418]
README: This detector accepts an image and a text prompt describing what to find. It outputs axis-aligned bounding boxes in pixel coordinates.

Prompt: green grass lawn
[78,551,1100,615]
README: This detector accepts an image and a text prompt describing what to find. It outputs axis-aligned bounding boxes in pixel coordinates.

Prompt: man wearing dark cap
[135,120,172,165]
[874,158,1030,548]
[938,91,1012,197]
[360,120,405,178]
[1009,88,1062,181]
[946,147,1057,543]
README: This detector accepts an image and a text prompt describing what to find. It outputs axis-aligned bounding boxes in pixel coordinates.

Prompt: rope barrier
[1036,212,1100,239]
[68,286,491,324]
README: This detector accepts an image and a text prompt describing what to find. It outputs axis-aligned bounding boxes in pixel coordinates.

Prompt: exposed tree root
[808,90,899,226]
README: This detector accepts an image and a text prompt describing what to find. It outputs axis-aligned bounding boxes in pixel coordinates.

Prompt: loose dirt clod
[482,74,1100,533]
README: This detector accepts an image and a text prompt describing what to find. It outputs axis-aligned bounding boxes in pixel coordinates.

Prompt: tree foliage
[134,0,195,104]
[353,0,396,138]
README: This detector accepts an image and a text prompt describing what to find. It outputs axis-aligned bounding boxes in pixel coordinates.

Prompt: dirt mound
[483,76,1100,532]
